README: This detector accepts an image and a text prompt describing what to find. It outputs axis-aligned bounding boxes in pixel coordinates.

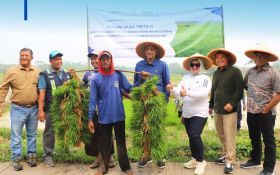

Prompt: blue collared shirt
[134,58,170,100]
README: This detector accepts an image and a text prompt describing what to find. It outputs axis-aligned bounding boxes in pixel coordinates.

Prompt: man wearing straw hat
[240,43,280,175]
[134,41,171,102]
[208,48,243,174]
[134,41,171,169]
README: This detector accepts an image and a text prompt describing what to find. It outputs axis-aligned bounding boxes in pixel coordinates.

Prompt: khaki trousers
[214,112,237,164]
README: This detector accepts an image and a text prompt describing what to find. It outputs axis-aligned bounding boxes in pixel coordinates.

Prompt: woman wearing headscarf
[167,53,212,175]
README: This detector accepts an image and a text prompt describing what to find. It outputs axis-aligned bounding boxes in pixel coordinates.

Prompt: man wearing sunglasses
[208,48,243,174]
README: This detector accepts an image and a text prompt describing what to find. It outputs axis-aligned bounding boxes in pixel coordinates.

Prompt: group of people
[0,41,279,175]
[166,43,279,175]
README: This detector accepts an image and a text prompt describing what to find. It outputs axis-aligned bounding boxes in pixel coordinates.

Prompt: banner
[88,7,224,58]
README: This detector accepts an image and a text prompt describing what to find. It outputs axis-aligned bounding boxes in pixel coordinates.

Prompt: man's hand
[261,104,270,114]
[38,110,45,122]
[180,117,184,125]
[209,108,213,115]
[140,71,150,80]
[224,103,233,112]
[68,67,75,73]
[166,83,173,92]
[180,85,187,97]
[88,120,95,133]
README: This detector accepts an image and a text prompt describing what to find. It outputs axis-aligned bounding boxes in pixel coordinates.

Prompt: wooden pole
[74,69,152,75]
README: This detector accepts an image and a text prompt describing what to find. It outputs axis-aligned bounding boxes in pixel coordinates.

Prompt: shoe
[44,156,55,167]
[156,160,166,169]
[12,157,23,171]
[240,160,262,169]
[194,160,206,175]
[137,158,153,168]
[258,169,274,175]
[89,159,100,169]
[215,155,225,165]
[224,163,234,174]
[184,157,197,169]
[26,154,37,167]
[108,156,117,168]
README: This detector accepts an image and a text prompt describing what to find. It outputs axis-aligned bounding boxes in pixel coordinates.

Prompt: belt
[12,102,37,108]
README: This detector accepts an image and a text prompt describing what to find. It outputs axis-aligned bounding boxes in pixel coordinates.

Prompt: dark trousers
[85,115,114,156]
[247,112,276,173]
[237,101,242,129]
[99,121,131,172]
[183,116,207,162]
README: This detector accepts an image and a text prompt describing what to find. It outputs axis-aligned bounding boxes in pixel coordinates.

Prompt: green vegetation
[171,21,224,56]
[51,79,91,150]
[130,76,167,161]
[1,99,279,163]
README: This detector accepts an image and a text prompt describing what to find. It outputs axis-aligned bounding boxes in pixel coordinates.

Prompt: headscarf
[97,51,115,76]
[189,58,206,76]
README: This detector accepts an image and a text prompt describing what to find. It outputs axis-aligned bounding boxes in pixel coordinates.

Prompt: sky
[0,0,279,67]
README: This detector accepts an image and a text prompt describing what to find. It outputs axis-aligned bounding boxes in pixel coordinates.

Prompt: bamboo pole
[74,69,152,75]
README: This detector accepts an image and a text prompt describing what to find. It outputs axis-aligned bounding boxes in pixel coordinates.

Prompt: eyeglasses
[190,63,201,68]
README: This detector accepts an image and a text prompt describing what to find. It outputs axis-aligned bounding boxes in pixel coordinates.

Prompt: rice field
[170,21,224,56]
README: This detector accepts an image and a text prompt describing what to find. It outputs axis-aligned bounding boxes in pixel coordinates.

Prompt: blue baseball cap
[49,50,63,60]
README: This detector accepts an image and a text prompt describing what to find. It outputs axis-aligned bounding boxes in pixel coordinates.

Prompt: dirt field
[0,161,279,175]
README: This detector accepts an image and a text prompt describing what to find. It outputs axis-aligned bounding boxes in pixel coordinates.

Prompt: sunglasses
[190,63,201,68]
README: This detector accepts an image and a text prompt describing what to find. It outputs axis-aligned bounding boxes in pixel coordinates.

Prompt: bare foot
[125,169,134,175]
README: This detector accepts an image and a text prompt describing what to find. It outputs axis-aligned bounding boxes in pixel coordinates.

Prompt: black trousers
[84,115,114,156]
[99,121,131,172]
[183,116,207,162]
[247,112,276,173]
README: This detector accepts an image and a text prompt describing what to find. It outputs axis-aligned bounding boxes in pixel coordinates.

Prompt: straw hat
[183,53,213,70]
[245,42,278,61]
[136,41,165,59]
[208,48,237,66]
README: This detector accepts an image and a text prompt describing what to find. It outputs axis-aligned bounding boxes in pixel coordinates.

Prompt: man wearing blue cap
[38,50,71,167]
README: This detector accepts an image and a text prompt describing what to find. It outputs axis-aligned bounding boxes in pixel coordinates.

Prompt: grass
[170,21,224,56]
[1,99,279,163]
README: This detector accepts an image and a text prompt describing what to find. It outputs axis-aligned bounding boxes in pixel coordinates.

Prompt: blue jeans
[10,104,38,160]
